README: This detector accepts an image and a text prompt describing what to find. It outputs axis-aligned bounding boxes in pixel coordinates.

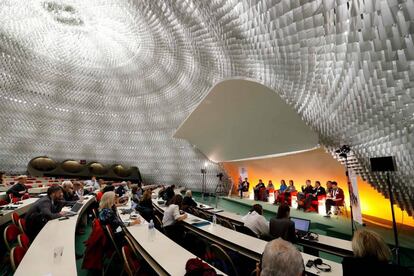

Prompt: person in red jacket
[325,181,344,217]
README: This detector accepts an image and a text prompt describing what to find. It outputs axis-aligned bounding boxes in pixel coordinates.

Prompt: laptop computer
[66,202,84,216]
[290,217,311,238]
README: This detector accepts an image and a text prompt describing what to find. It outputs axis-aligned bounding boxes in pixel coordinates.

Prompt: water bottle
[148,219,155,241]
[212,214,217,226]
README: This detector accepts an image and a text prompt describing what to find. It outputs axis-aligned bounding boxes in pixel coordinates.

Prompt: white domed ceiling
[0,0,413,215]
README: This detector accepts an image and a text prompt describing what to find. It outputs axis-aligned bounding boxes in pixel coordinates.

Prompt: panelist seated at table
[324,181,344,217]
[269,203,296,243]
[241,204,269,238]
[25,186,69,239]
[6,175,29,201]
[342,229,411,276]
[162,194,187,242]
[258,238,304,276]
[99,191,141,243]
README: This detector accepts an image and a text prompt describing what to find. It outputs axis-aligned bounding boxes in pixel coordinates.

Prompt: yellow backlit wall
[222,148,414,227]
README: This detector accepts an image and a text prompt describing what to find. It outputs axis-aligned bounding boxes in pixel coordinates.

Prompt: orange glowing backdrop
[222,148,414,227]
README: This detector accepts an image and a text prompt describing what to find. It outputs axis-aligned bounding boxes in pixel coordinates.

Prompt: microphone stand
[386,172,400,264]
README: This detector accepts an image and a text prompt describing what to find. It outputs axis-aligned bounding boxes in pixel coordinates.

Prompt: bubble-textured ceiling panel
[0,0,413,215]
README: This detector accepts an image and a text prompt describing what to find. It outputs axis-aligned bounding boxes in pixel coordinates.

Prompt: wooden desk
[153,199,343,276]
[15,196,95,276]
[0,198,38,226]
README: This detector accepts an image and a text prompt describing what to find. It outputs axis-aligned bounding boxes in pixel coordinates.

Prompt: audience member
[62,181,79,202]
[269,203,296,243]
[260,238,304,276]
[182,190,197,210]
[162,194,187,241]
[136,189,154,221]
[25,186,68,239]
[325,181,344,217]
[342,229,411,276]
[98,178,105,188]
[241,204,269,237]
[6,175,28,201]
[238,177,250,198]
[115,181,127,197]
[85,176,100,191]
[164,185,176,203]
[73,181,89,197]
[99,191,140,243]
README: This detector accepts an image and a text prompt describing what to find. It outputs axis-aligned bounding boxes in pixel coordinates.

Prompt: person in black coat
[269,203,296,243]
[304,181,326,211]
[342,229,411,276]
[25,186,68,239]
[6,175,28,201]
[182,190,197,211]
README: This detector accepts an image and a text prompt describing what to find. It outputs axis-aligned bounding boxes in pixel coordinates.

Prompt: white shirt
[85,180,99,191]
[162,204,181,227]
[242,211,269,236]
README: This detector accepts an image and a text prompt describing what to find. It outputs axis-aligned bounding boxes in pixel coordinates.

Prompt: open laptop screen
[290,217,311,232]
[70,202,83,213]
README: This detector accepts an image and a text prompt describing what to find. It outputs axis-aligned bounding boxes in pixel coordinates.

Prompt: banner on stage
[238,167,248,179]
[349,169,363,224]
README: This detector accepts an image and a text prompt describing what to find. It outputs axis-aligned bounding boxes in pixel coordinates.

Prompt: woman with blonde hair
[342,229,410,276]
[99,192,140,243]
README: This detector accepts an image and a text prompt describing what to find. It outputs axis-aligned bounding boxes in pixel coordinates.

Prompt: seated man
[6,175,28,201]
[241,204,269,237]
[62,181,79,202]
[269,203,296,243]
[238,177,249,198]
[260,238,304,276]
[304,180,326,212]
[253,179,265,200]
[297,180,313,209]
[325,181,344,217]
[25,186,68,239]
[85,176,100,191]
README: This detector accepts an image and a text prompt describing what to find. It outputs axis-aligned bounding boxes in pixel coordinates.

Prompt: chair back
[103,225,122,259]
[11,212,20,225]
[218,218,235,230]
[10,246,27,271]
[234,225,257,238]
[122,245,141,276]
[18,218,27,234]
[153,215,164,233]
[92,208,99,219]
[208,244,238,276]
[4,224,21,251]
[124,234,141,260]
[17,233,30,250]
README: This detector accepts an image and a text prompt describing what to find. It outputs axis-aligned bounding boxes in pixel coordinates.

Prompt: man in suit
[269,203,296,243]
[6,175,29,202]
[238,177,249,198]
[325,181,344,217]
[25,186,68,239]
[304,180,326,211]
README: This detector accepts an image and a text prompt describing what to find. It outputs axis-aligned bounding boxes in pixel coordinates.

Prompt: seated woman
[275,180,295,205]
[269,203,296,243]
[98,191,141,243]
[162,194,187,242]
[136,189,154,221]
[342,229,411,276]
